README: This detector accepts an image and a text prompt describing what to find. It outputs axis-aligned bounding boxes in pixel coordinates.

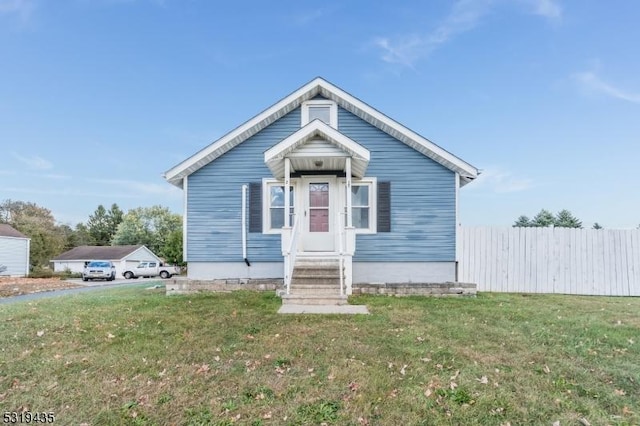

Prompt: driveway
[0,277,165,305]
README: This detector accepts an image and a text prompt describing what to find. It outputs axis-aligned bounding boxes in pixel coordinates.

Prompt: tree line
[513,209,613,229]
[0,199,183,271]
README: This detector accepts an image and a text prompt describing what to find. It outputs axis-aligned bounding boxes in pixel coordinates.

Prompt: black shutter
[377,181,391,233]
[249,182,262,233]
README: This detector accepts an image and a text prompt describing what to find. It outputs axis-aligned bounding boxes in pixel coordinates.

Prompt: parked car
[122,261,180,279]
[82,260,116,281]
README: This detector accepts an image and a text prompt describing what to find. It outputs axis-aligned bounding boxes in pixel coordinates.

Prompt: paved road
[0,278,165,305]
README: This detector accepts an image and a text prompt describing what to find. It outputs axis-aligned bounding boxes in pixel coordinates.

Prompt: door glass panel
[309,183,329,232]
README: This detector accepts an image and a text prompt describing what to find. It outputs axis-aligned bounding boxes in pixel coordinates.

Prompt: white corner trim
[183,175,188,262]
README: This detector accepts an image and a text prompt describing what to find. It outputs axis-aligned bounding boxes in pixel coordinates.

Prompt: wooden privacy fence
[458,227,640,296]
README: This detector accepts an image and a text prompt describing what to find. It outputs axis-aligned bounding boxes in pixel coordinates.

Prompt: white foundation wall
[353,262,456,283]
[188,262,284,280]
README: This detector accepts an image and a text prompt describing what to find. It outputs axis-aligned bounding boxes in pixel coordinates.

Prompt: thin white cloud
[12,152,53,170]
[0,0,34,20]
[528,0,562,20]
[468,168,534,193]
[88,178,182,198]
[27,172,71,180]
[373,0,562,68]
[3,186,140,199]
[374,0,492,68]
[572,71,640,104]
[293,8,329,26]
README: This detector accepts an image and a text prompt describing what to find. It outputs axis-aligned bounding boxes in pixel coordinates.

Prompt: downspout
[241,184,250,266]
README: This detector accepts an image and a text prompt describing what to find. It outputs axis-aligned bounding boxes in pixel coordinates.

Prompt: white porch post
[284,157,291,228]
[346,157,352,228]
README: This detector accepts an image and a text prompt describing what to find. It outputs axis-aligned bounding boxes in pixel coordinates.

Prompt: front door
[301,177,335,252]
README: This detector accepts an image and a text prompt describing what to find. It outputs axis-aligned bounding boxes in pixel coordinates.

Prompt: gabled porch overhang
[264,120,367,296]
[264,120,370,179]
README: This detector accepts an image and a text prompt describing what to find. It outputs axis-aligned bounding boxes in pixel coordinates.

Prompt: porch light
[314,160,324,167]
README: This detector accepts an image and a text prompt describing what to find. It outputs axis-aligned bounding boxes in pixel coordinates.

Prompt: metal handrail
[284,215,300,295]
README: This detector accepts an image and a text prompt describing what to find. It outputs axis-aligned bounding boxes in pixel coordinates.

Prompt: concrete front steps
[281,257,347,306]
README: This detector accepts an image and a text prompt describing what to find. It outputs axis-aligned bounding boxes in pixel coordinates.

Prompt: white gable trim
[264,120,370,178]
[164,77,478,188]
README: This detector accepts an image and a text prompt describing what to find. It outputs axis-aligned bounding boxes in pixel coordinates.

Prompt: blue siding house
[164,78,478,298]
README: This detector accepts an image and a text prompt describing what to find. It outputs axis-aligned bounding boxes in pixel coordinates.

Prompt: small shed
[0,224,30,277]
[52,245,161,278]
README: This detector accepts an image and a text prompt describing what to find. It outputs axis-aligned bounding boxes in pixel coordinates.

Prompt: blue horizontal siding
[337,108,456,262]
[187,109,301,262]
[187,105,456,263]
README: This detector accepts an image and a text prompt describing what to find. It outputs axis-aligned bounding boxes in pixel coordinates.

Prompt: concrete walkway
[278,304,369,314]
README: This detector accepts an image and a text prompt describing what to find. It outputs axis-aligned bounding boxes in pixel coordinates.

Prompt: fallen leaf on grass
[400,365,408,375]
[622,406,634,415]
[578,418,591,426]
[36,330,44,337]
[262,412,272,419]
[543,365,551,374]
[450,382,458,390]
[348,382,359,392]
[107,333,115,339]
[614,389,626,396]
[358,416,370,425]
[476,376,488,384]
[450,370,460,380]
[552,421,560,426]
[196,364,210,374]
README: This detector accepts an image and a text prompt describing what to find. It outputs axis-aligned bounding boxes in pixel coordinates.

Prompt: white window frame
[262,178,298,234]
[339,177,377,234]
[301,100,338,129]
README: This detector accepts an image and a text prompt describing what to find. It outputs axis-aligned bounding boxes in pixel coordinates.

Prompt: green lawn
[0,288,638,425]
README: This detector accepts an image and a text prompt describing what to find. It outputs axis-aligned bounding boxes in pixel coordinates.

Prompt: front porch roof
[264,120,370,178]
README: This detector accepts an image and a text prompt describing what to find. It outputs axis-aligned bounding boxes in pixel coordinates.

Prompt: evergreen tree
[592,222,603,230]
[555,209,582,228]
[513,215,532,227]
[87,205,111,245]
[531,209,556,227]
[107,204,124,237]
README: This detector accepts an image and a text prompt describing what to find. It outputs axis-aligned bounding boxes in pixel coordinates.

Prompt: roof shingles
[0,224,28,239]
[52,245,145,261]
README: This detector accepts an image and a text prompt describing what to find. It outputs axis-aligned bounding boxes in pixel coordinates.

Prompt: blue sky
[1,0,639,229]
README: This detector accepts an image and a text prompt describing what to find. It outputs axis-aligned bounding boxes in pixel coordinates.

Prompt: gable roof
[0,224,28,239]
[164,77,478,188]
[264,119,370,178]
[52,245,153,261]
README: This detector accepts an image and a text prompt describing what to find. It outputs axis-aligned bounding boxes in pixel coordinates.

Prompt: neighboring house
[0,224,30,277]
[164,77,478,298]
[51,245,161,278]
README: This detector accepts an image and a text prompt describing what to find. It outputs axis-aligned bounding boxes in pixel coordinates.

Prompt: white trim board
[164,77,478,188]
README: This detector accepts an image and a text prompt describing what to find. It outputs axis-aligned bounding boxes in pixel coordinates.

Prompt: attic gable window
[301,100,338,129]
